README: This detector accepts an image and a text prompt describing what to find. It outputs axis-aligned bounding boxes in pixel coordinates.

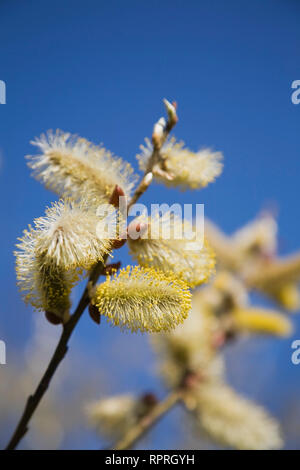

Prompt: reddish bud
[109,185,125,208]
[127,221,148,240]
[89,303,101,325]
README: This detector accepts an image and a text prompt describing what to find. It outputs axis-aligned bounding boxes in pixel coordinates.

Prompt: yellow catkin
[34,255,73,320]
[233,307,292,337]
[272,284,300,312]
[92,266,192,333]
[16,246,77,321]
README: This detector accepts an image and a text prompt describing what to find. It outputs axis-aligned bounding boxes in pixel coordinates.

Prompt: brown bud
[89,303,101,325]
[103,261,121,275]
[141,393,158,408]
[111,237,127,249]
[45,311,62,325]
[225,329,237,343]
[109,185,125,208]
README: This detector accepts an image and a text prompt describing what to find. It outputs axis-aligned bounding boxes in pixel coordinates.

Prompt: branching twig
[5,99,178,451]
[112,389,182,450]
[110,329,235,451]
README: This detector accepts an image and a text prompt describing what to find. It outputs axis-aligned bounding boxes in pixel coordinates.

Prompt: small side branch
[112,390,181,451]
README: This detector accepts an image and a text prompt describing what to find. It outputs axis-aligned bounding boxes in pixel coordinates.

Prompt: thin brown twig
[5,101,177,450]
[5,260,105,450]
[112,389,182,450]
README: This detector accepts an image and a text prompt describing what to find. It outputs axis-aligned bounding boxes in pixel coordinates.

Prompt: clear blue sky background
[0,0,300,449]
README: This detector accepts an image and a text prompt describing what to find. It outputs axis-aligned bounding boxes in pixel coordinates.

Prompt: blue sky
[0,0,300,449]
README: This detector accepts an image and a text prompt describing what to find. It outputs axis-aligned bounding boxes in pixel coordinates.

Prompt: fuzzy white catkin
[137,136,223,190]
[194,382,282,450]
[15,199,115,319]
[128,212,215,288]
[27,130,138,206]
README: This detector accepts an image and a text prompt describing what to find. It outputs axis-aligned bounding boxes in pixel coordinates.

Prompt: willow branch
[112,389,182,450]
[5,188,137,450]
[5,99,178,451]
